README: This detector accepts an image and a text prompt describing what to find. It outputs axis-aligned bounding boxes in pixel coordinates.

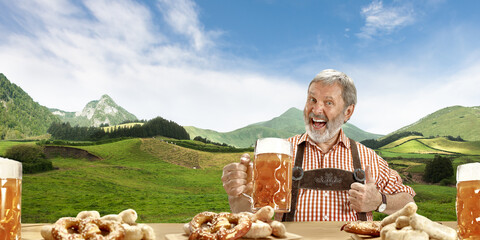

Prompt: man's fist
[221,153,253,196]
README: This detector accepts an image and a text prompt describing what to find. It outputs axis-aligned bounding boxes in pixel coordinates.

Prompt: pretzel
[188,212,252,240]
[43,209,154,240]
[81,217,125,240]
[51,217,84,240]
[341,221,381,236]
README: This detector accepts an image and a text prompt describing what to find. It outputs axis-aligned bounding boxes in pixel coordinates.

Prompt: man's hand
[221,153,253,196]
[348,165,382,212]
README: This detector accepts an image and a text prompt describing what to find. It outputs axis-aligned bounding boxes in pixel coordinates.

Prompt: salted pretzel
[81,217,125,240]
[188,212,252,240]
[341,221,381,237]
[51,217,84,240]
[51,216,125,240]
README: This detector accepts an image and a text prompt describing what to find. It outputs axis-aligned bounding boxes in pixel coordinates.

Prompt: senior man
[222,69,415,221]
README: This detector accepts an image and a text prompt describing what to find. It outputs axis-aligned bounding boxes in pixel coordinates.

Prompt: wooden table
[21,222,458,240]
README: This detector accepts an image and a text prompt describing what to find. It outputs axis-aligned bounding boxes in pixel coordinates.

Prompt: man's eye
[326,101,333,106]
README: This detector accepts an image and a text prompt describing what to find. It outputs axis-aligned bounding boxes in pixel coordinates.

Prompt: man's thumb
[365,164,375,184]
[240,153,251,166]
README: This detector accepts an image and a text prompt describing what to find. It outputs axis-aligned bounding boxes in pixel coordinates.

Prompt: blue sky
[0,0,479,134]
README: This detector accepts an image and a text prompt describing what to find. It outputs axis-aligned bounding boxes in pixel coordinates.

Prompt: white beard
[304,112,345,143]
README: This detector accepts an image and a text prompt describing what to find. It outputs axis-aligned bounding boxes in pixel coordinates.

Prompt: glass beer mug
[0,157,22,240]
[456,163,480,240]
[251,138,293,212]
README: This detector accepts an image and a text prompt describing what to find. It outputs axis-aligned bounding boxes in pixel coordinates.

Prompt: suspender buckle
[292,166,304,181]
[353,168,366,183]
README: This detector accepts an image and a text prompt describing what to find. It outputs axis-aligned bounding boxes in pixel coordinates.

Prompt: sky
[0,0,479,135]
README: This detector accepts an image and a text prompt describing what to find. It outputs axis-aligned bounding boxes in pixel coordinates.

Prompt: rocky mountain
[0,73,59,139]
[185,107,384,148]
[389,105,480,141]
[50,94,138,127]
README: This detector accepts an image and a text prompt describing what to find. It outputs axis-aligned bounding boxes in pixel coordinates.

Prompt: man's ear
[343,104,355,123]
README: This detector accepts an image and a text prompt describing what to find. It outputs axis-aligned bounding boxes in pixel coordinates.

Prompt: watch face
[378,204,387,212]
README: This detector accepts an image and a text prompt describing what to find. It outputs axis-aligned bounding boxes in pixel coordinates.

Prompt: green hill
[0,73,59,139]
[379,136,480,155]
[380,135,424,149]
[391,105,480,141]
[186,107,384,148]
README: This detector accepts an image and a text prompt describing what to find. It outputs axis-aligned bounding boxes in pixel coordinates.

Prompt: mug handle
[241,192,254,210]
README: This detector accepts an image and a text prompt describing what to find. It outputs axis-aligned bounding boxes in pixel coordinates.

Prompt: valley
[2,135,479,223]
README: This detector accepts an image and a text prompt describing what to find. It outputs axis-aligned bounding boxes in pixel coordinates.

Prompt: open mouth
[311,118,327,130]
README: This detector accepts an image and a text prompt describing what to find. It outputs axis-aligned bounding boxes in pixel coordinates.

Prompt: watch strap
[377,192,387,212]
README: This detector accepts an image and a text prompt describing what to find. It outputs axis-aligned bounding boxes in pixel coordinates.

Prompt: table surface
[21,221,458,240]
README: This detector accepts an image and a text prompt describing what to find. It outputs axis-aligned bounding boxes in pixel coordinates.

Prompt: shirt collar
[300,128,350,149]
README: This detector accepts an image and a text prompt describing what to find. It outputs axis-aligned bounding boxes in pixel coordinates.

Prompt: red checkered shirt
[287,129,416,221]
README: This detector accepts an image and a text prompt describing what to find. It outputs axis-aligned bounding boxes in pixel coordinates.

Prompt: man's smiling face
[303,81,352,144]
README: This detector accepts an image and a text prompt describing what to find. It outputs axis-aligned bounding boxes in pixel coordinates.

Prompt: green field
[3,135,480,223]
[0,141,36,156]
[380,135,424,149]
[418,138,480,155]
[382,139,451,154]
[16,139,243,223]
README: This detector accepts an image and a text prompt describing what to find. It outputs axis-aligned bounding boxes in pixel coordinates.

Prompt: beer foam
[0,157,22,179]
[255,138,292,156]
[457,162,480,182]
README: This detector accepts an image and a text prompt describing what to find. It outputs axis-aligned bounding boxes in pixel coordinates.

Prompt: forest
[47,116,190,141]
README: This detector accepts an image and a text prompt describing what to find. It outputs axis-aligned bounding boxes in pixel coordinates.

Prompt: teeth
[312,119,326,123]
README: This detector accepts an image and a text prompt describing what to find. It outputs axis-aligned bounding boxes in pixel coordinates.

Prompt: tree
[423,155,454,183]
[4,145,53,173]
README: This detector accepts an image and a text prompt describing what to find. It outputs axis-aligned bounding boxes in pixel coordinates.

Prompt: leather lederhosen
[282,138,367,221]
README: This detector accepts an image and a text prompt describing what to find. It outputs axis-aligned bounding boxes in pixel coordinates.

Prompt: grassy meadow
[18,138,244,223]
[2,135,480,223]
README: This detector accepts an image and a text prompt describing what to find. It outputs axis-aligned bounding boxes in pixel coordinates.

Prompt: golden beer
[457,180,480,239]
[457,163,480,240]
[0,158,22,240]
[252,138,293,212]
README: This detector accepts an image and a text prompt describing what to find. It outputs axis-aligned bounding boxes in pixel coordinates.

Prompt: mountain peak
[53,94,138,127]
[100,94,113,101]
[280,107,303,118]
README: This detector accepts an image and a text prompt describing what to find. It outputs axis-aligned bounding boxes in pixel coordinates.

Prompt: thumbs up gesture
[348,165,382,212]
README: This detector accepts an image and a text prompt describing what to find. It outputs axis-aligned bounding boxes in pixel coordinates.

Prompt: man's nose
[312,103,324,115]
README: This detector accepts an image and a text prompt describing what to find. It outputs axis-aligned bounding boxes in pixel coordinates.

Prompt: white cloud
[347,59,480,135]
[357,0,415,39]
[0,0,305,132]
[156,0,219,51]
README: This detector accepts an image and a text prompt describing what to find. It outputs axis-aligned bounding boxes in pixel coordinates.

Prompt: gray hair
[309,69,357,108]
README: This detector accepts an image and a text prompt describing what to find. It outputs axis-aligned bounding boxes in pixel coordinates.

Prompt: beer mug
[251,138,293,212]
[0,157,22,240]
[456,163,480,239]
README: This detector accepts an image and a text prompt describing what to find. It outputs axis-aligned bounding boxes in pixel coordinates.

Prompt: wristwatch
[377,193,387,213]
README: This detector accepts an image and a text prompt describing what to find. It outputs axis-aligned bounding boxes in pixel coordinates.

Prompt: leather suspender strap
[282,141,305,222]
[350,138,368,221]
[282,138,367,221]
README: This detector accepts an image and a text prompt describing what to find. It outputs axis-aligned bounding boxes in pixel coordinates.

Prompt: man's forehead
[308,82,343,97]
